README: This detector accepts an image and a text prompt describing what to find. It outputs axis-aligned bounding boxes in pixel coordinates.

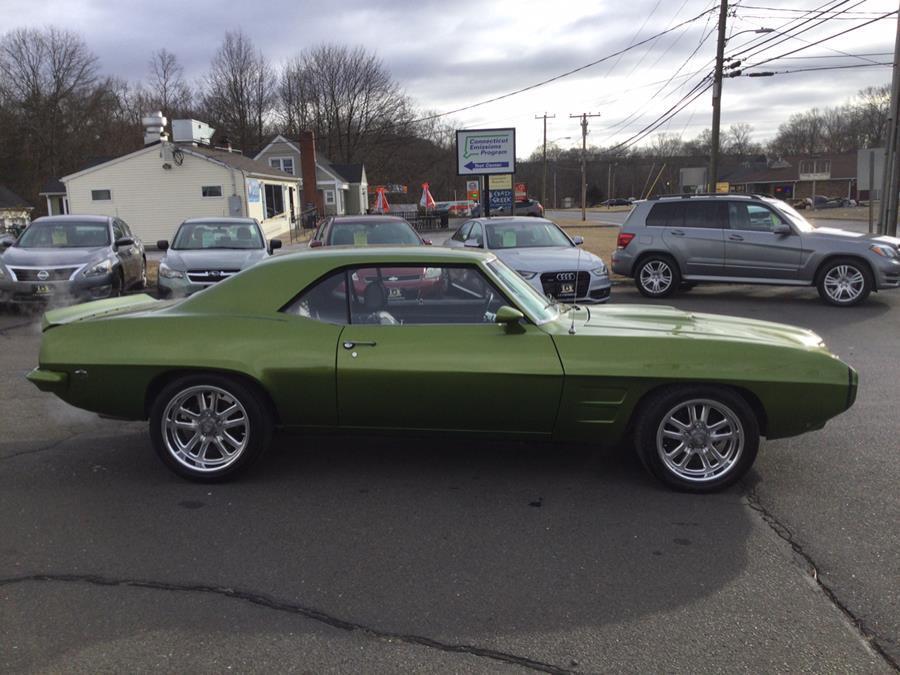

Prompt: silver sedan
[446,216,611,303]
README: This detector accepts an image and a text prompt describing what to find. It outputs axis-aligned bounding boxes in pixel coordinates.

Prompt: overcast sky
[3,0,896,156]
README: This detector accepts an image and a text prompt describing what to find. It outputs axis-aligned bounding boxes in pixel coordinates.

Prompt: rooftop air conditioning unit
[142,111,168,145]
[172,119,215,146]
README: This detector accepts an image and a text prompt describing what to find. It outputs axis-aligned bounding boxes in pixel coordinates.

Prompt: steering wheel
[481,291,495,322]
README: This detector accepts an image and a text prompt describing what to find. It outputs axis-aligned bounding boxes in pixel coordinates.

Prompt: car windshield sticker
[502,231,516,247]
[51,229,67,245]
[353,231,368,246]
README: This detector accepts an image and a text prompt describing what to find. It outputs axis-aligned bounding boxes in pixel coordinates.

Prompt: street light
[710,26,774,192]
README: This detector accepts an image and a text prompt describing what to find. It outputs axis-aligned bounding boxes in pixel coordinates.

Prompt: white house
[56,117,301,246]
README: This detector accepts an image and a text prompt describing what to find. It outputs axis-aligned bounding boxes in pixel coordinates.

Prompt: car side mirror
[495,305,525,326]
[422,239,432,245]
[114,236,134,248]
[309,239,323,248]
[774,223,792,236]
[269,238,283,253]
[572,235,584,246]
[0,236,14,249]
[157,240,169,251]
[464,238,481,248]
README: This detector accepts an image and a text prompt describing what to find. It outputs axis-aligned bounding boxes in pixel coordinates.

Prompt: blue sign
[464,161,510,172]
[246,179,261,203]
[490,189,513,211]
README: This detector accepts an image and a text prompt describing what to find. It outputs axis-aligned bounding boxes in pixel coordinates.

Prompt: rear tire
[635,256,680,298]
[634,385,759,493]
[816,257,872,307]
[149,374,273,482]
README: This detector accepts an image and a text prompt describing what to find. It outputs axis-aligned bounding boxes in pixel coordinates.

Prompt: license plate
[389,287,403,298]
[560,283,575,294]
[33,284,53,295]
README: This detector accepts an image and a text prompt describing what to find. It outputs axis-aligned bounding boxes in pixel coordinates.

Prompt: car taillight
[617,232,635,249]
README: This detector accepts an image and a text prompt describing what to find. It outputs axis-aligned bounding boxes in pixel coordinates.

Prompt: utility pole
[536,113,556,207]
[879,2,900,236]
[570,112,601,221]
[708,0,729,193]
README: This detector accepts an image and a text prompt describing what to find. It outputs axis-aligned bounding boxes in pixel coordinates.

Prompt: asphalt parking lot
[1,282,898,673]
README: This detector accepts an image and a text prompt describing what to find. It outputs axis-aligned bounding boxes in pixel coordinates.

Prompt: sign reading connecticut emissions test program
[456,128,516,176]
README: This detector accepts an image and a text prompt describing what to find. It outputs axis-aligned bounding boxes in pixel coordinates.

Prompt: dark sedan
[0,215,146,306]
[308,215,431,247]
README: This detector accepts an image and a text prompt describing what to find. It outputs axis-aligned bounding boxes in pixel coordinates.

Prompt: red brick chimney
[298,130,322,212]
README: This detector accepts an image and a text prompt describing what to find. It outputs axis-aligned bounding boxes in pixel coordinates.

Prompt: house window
[91,189,111,201]
[269,157,295,175]
[324,190,335,205]
[202,185,223,198]
[264,184,285,218]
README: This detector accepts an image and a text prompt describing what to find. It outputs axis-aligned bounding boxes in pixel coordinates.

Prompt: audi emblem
[37,270,50,281]
[556,272,576,281]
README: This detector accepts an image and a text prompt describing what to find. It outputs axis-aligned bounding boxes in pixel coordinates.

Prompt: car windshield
[487,258,559,324]
[485,221,572,249]
[767,199,815,233]
[173,222,264,250]
[16,221,110,248]
[329,220,420,245]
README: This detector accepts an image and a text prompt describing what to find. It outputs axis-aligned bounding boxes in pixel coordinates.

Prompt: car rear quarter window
[282,270,349,324]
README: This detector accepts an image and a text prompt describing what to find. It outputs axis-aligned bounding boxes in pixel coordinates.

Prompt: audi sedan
[156,218,281,297]
[27,247,857,492]
[0,215,146,306]
[447,217,611,303]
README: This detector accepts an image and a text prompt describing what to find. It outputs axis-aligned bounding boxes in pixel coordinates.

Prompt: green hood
[573,304,827,351]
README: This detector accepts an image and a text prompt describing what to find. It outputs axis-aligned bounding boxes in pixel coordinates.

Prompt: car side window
[112,220,126,241]
[117,219,134,238]
[314,218,330,242]
[281,270,349,324]
[452,221,473,242]
[468,223,484,247]
[346,265,508,325]
[646,202,684,228]
[728,203,786,233]
[682,202,724,229]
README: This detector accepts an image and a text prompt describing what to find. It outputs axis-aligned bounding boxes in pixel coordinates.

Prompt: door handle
[670,229,685,236]
[343,340,376,349]
[728,234,744,241]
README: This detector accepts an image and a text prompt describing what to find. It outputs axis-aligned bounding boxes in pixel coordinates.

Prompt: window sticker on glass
[502,231,517,247]
[353,231,368,246]
[51,229,67,245]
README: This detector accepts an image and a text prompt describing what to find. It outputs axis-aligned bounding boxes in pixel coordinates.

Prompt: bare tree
[725,123,758,156]
[0,26,103,200]
[278,44,414,167]
[147,48,192,119]
[202,31,275,151]
[853,84,890,148]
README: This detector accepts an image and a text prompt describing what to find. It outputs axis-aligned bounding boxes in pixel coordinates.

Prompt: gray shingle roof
[0,185,33,210]
[188,146,297,180]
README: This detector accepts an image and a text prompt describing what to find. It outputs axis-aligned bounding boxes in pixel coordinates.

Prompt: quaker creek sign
[457,128,516,176]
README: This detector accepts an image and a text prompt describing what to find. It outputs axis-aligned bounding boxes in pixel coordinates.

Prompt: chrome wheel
[161,385,249,473]
[656,398,744,483]
[823,265,865,304]
[639,260,673,294]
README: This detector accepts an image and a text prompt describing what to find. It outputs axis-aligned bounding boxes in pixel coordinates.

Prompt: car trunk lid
[41,294,163,331]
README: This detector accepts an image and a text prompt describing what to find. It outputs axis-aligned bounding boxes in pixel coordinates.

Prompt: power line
[740,9,898,69]
[724,0,852,57]
[737,3,888,15]
[734,61,892,76]
[404,5,719,125]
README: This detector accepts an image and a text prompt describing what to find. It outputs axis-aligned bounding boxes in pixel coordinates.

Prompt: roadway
[1,281,897,672]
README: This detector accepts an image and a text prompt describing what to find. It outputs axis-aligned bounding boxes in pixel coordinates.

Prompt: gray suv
[611,194,900,306]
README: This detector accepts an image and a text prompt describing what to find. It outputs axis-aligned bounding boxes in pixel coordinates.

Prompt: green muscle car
[26,247,858,492]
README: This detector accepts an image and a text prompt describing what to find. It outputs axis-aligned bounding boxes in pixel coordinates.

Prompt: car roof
[278,245,492,264]
[471,216,554,225]
[32,215,111,224]
[330,215,409,223]
[181,217,258,225]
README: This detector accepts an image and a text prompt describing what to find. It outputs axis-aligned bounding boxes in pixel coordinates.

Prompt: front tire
[634,385,759,493]
[816,258,872,307]
[149,374,273,482]
[635,256,680,298]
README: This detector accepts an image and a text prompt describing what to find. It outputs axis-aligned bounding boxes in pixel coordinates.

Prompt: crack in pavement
[744,485,899,672]
[0,573,579,674]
